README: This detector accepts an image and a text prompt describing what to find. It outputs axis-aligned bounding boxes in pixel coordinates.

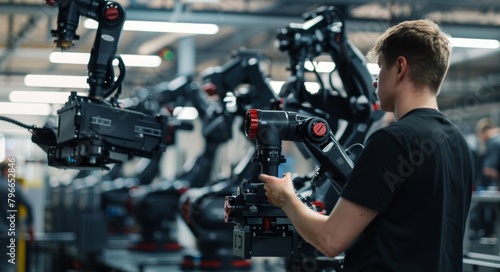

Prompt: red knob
[312,122,327,138]
[105,6,119,21]
[246,109,259,139]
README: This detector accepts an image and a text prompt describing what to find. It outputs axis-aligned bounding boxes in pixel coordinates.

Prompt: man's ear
[396,56,407,79]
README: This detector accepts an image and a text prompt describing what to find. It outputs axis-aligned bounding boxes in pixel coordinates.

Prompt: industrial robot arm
[47,0,125,100]
[26,1,171,170]
[276,6,379,124]
[244,109,353,191]
[200,48,278,113]
[224,108,354,259]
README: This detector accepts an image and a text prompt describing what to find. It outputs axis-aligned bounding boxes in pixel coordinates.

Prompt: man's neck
[393,88,438,121]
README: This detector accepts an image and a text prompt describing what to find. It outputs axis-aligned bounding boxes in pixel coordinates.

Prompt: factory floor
[101,247,287,272]
[98,218,292,272]
[31,216,500,272]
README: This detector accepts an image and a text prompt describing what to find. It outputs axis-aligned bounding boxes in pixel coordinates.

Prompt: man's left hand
[260,172,296,209]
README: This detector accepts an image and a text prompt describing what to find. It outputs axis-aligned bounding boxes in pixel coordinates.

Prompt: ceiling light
[173,106,199,120]
[305,61,336,73]
[0,102,51,116]
[49,52,162,67]
[84,19,219,35]
[182,0,220,3]
[24,75,89,89]
[269,81,321,95]
[9,91,87,104]
[450,38,500,49]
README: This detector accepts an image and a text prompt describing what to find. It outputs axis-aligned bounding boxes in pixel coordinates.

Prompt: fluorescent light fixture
[9,91,87,104]
[450,38,500,49]
[0,102,51,116]
[305,61,336,73]
[24,75,88,89]
[269,81,321,95]
[182,0,219,3]
[269,81,285,94]
[84,19,219,35]
[49,52,162,67]
[49,52,88,64]
[173,106,199,120]
[366,63,380,75]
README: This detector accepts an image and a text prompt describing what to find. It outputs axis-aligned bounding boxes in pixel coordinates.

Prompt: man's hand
[260,172,296,209]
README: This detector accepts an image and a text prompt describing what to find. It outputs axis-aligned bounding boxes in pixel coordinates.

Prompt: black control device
[224,109,354,259]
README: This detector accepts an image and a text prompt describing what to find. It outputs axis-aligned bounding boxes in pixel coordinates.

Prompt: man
[470,118,500,240]
[476,118,500,184]
[261,19,475,271]
[0,161,35,272]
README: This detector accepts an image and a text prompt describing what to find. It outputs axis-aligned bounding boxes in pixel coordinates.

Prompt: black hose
[0,115,37,131]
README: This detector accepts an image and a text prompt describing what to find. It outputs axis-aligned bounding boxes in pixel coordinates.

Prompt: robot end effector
[31,92,174,170]
[46,0,124,51]
[46,0,126,100]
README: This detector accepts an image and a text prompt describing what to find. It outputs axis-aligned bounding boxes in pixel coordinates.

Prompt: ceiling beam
[0,14,46,70]
[1,4,499,39]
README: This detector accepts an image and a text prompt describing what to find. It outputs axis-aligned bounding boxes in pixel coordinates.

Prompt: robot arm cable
[0,115,38,131]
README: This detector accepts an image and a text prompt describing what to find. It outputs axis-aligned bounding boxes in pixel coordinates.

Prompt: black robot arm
[244,109,353,191]
[200,49,278,112]
[224,108,353,259]
[151,75,211,120]
[24,1,171,170]
[48,0,126,100]
[276,6,378,123]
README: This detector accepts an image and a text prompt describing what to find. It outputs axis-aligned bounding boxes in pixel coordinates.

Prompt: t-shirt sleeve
[340,129,405,213]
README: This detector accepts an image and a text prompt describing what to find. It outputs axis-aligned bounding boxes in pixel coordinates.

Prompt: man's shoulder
[364,127,401,150]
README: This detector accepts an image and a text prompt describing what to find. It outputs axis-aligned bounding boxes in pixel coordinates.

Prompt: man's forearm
[281,195,337,257]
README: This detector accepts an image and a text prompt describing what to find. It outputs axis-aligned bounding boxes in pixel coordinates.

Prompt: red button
[312,122,327,137]
[105,7,119,21]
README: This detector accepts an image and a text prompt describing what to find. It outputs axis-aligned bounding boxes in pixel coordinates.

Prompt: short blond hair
[367,19,452,95]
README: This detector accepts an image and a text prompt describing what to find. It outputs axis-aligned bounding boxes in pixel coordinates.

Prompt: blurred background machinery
[0,1,499,272]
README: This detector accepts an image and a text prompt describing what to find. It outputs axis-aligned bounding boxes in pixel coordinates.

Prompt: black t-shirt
[340,108,475,272]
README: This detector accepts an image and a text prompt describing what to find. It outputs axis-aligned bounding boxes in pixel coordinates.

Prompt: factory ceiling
[0,0,499,132]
